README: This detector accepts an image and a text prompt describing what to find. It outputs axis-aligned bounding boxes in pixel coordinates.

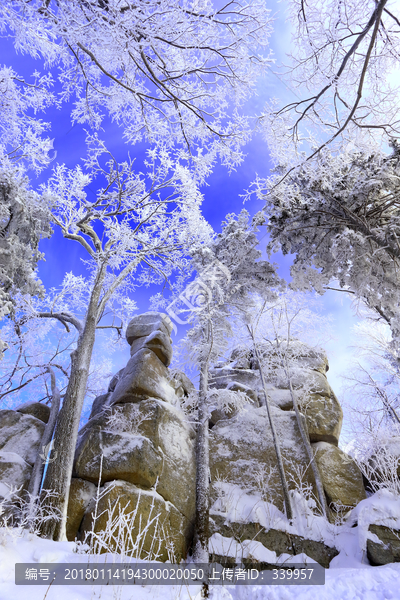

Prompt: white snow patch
[350,489,400,551]
[211,483,338,546]
[209,533,317,566]
[0,528,399,599]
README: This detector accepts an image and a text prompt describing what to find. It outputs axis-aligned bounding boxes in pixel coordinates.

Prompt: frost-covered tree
[0,169,51,302]
[0,280,118,411]
[23,143,212,541]
[163,209,281,564]
[254,145,400,347]
[0,166,52,356]
[0,65,54,337]
[261,0,399,167]
[1,0,273,170]
[0,65,54,171]
[244,300,294,521]
[0,0,277,544]
[249,1,400,349]
[231,292,333,517]
[342,315,400,455]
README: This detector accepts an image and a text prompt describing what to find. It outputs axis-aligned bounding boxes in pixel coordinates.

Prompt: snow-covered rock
[129,329,173,366]
[0,450,31,500]
[79,480,191,561]
[125,312,173,344]
[350,489,400,564]
[303,391,343,445]
[15,401,50,424]
[70,396,196,543]
[209,406,318,513]
[74,429,164,488]
[110,348,178,405]
[0,410,44,466]
[209,518,338,568]
[209,367,261,392]
[66,478,96,542]
[367,524,400,565]
[65,329,370,565]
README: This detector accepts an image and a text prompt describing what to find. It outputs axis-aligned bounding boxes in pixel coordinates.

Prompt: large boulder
[0,451,32,500]
[74,429,163,488]
[129,330,172,367]
[88,393,113,420]
[120,399,196,521]
[79,480,191,561]
[0,410,45,466]
[16,402,50,424]
[209,406,319,512]
[66,478,97,542]
[126,312,173,344]
[73,399,196,523]
[301,391,343,445]
[367,524,400,565]
[111,348,178,405]
[312,442,366,509]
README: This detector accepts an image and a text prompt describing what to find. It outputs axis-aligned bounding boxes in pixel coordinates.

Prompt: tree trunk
[27,367,61,523]
[250,330,293,521]
[40,266,106,540]
[193,359,210,564]
[276,344,329,519]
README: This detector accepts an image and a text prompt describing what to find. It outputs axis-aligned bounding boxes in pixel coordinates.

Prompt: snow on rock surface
[110,348,178,405]
[79,480,191,561]
[209,406,320,513]
[74,429,164,488]
[0,410,45,466]
[67,331,368,564]
[66,314,197,552]
[15,402,50,424]
[125,311,173,344]
[0,451,31,500]
[209,531,318,565]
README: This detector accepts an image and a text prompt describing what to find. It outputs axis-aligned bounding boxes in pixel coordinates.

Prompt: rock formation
[70,312,196,562]
[207,342,368,566]
[208,343,366,514]
[0,405,46,501]
[1,312,399,566]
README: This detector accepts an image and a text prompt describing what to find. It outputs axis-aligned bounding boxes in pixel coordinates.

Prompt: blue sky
[0,10,362,443]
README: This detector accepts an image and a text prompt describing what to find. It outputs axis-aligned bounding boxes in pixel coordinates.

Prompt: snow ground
[0,527,399,600]
[0,488,399,600]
